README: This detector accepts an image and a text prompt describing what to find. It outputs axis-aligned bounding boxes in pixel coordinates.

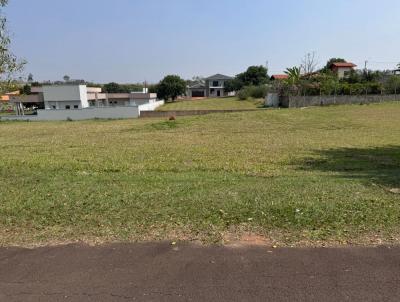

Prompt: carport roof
[188,83,206,89]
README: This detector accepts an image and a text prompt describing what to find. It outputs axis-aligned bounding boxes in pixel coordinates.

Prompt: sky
[5,0,400,83]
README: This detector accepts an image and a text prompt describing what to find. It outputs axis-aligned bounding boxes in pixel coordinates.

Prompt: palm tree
[284,67,301,85]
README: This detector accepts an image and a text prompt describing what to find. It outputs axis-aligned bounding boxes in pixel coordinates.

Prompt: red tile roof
[271,74,289,80]
[331,62,357,68]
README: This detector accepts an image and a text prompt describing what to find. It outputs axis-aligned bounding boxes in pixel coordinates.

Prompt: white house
[8,85,163,121]
[329,62,357,79]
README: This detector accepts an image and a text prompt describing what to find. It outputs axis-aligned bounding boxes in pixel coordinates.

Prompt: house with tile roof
[270,74,289,81]
[329,62,357,78]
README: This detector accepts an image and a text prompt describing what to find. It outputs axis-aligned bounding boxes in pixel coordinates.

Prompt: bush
[237,85,268,100]
[237,87,251,100]
[250,85,268,98]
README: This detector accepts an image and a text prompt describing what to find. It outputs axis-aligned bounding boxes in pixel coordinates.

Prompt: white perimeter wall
[138,100,164,113]
[1,100,165,121]
[36,106,139,121]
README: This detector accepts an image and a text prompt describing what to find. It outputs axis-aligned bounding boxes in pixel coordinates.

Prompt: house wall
[42,85,89,109]
[208,88,225,98]
[337,67,353,78]
[47,100,82,110]
[205,79,228,97]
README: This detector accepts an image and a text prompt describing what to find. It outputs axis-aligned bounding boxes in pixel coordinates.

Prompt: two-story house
[329,62,357,78]
[188,74,232,98]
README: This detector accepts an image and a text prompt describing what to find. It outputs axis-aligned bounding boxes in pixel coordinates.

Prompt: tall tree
[19,84,31,95]
[63,75,70,82]
[224,78,243,93]
[27,73,33,83]
[157,75,186,101]
[236,65,269,87]
[0,0,26,93]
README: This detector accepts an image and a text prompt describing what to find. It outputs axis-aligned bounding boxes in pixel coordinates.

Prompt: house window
[74,105,79,109]
[212,81,219,87]
[65,105,70,110]
[210,88,215,93]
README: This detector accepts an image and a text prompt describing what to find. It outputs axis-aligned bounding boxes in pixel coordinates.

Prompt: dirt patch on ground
[223,232,273,248]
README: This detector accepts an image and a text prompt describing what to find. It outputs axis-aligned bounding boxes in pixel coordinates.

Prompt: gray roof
[188,83,206,89]
[205,74,233,80]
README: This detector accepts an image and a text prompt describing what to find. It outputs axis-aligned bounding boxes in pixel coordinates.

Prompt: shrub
[250,85,268,98]
[237,87,251,100]
[237,85,268,100]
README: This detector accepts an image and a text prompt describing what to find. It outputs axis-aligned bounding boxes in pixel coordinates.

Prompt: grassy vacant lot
[157,96,263,111]
[0,102,400,246]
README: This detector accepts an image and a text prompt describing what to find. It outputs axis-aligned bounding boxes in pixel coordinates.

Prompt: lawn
[157,96,263,111]
[0,102,400,246]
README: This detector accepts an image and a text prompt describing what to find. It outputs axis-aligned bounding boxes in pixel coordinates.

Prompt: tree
[157,75,186,101]
[103,82,123,93]
[284,66,301,85]
[343,69,362,84]
[148,83,158,93]
[397,63,400,69]
[0,0,26,93]
[324,58,346,71]
[300,52,318,75]
[385,75,400,94]
[19,84,31,95]
[224,78,243,93]
[27,73,33,83]
[63,75,70,82]
[236,65,269,87]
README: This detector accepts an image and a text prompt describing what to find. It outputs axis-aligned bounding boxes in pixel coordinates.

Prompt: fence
[280,94,400,108]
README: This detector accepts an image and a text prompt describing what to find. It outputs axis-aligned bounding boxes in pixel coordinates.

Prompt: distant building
[10,85,158,110]
[329,62,357,78]
[0,90,20,103]
[187,74,233,98]
[8,85,163,120]
[270,74,289,81]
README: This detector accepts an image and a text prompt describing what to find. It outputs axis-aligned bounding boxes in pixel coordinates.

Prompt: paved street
[0,243,399,301]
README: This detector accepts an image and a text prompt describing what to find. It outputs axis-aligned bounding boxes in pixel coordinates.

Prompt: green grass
[157,96,263,111]
[0,102,400,246]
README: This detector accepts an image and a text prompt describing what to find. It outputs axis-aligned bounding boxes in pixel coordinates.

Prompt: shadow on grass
[298,146,400,188]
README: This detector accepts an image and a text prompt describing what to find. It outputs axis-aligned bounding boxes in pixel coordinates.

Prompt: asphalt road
[0,243,399,301]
